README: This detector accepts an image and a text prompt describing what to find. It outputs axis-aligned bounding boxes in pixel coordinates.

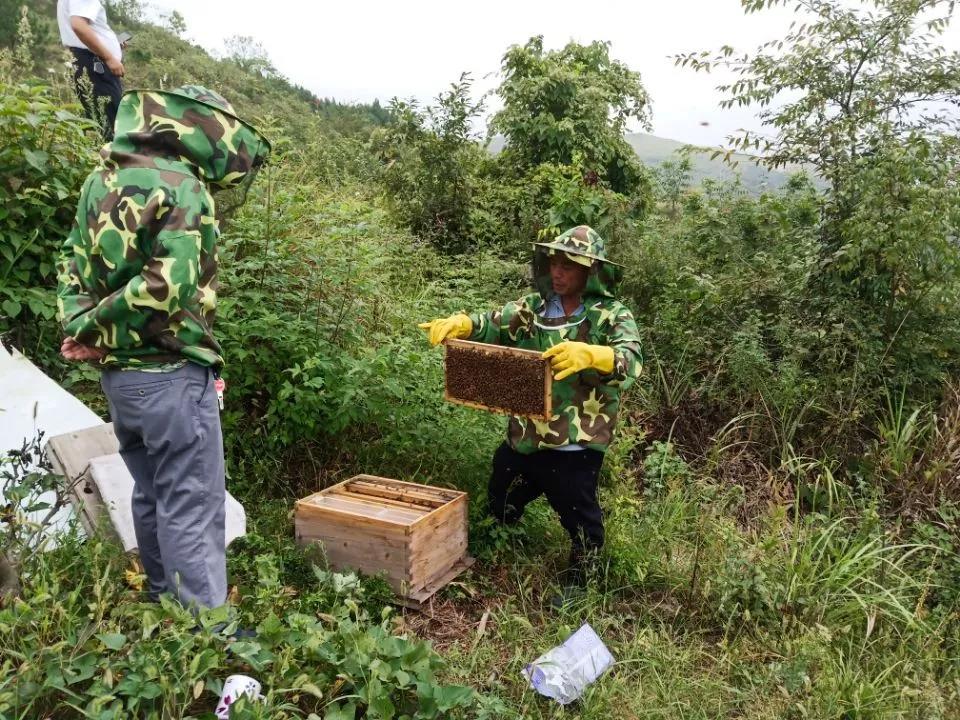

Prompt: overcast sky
[149,0,959,147]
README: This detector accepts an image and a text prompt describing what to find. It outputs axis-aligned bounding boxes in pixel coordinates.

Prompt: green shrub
[0,72,97,350]
[370,75,485,253]
[0,537,480,719]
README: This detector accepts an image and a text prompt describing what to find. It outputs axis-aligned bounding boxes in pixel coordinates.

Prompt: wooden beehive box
[444,339,552,420]
[294,475,473,606]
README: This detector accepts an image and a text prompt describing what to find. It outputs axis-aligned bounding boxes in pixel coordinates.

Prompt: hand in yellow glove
[417,314,473,346]
[543,341,615,381]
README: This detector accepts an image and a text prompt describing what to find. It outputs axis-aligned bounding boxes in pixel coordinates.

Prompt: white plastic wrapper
[215,674,263,718]
[523,623,615,704]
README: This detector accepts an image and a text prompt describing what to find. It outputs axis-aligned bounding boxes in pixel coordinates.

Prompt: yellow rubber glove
[417,314,473,346]
[543,341,615,381]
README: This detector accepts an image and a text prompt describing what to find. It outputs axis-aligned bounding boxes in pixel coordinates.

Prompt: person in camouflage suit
[420,225,642,603]
[57,85,270,610]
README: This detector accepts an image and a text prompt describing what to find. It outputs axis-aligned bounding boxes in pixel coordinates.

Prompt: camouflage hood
[532,225,624,301]
[103,85,271,190]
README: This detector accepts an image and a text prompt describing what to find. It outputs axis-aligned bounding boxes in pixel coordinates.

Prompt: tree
[679,0,960,401]
[224,34,276,78]
[654,153,693,219]
[676,0,960,196]
[491,36,652,196]
[370,74,485,252]
[166,9,187,37]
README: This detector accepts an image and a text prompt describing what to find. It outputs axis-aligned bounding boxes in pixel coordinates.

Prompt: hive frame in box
[443,338,552,421]
[294,474,475,609]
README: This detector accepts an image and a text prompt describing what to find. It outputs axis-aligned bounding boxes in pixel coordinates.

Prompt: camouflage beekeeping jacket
[468,226,642,454]
[56,85,270,369]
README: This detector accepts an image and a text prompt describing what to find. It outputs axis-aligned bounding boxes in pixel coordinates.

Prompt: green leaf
[433,685,474,711]
[368,694,395,719]
[324,701,357,720]
[2,299,21,318]
[97,632,127,650]
[394,669,411,687]
[23,149,49,173]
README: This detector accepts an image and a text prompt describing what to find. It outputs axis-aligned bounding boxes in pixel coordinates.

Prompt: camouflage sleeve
[600,304,643,391]
[61,229,203,350]
[467,308,504,345]
[468,294,531,346]
[56,224,97,328]
[57,180,209,350]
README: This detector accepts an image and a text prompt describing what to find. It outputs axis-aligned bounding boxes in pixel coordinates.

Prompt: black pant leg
[487,442,543,524]
[96,70,123,140]
[539,449,605,553]
[70,47,123,141]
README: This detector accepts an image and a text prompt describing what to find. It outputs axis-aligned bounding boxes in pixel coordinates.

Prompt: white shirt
[57,0,122,61]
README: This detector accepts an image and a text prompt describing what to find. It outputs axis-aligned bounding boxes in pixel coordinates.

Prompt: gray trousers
[101,362,226,609]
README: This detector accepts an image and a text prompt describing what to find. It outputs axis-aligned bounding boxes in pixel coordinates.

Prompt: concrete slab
[0,344,100,539]
[88,453,247,552]
[2,345,246,552]
[0,344,103,457]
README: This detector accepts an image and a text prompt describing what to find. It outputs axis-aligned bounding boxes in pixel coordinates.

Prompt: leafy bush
[370,75,485,253]
[0,539,481,719]
[490,36,651,198]
[0,71,96,347]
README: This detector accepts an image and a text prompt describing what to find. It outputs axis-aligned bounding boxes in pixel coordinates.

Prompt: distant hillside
[487,132,813,194]
[2,0,387,141]
[624,133,811,194]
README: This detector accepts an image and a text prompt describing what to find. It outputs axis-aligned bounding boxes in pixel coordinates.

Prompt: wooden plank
[350,474,464,501]
[299,491,424,519]
[296,531,411,580]
[331,487,431,512]
[348,479,451,503]
[307,494,425,524]
[295,520,408,551]
[346,481,447,509]
[410,520,467,574]
[408,500,469,589]
[410,492,466,530]
[398,556,476,609]
[446,339,543,359]
[295,498,414,529]
[346,481,446,505]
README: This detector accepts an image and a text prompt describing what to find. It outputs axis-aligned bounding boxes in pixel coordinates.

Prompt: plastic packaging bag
[523,623,614,704]
[215,674,264,718]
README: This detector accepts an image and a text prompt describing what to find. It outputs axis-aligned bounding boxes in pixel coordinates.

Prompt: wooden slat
[331,487,430,512]
[351,474,464,501]
[295,520,408,550]
[446,339,543,359]
[410,492,465,529]
[296,528,411,582]
[346,481,447,509]
[347,480,446,504]
[313,494,426,523]
[408,498,469,590]
[399,557,476,609]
